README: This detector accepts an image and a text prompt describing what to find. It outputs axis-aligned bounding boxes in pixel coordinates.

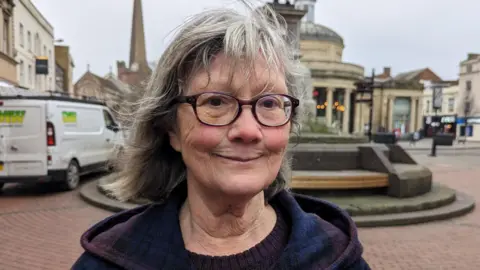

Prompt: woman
[73,3,370,270]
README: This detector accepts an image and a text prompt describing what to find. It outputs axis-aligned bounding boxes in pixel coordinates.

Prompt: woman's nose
[227,107,263,143]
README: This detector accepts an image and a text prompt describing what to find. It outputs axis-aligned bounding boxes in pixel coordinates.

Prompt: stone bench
[291,170,389,190]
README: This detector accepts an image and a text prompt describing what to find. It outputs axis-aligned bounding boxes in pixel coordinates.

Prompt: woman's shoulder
[73,196,188,269]
[272,190,370,269]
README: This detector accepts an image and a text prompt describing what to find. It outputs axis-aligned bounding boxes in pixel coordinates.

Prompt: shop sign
[466,117,480,125]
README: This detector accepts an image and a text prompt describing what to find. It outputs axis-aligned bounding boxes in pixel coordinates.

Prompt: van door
[0,100,47,177]
[102,110,118,161]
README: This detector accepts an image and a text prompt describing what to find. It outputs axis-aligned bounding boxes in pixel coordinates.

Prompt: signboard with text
[432,86,443,110]
[35,57,49,75]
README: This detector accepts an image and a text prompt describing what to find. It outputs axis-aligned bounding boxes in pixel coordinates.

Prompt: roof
[394,68,425,81]
[300,21,344,46]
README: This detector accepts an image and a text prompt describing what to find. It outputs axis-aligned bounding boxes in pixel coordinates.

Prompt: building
[296,0,365,134]
[74,0,150,118]
[422,81,459,137]
[13,0,55,91]
[355,67,442,136]
[54,45,75,94]
[116,0,151,92]
[0,0,17,87]
[74,70,128,117]
[457,53,480,141]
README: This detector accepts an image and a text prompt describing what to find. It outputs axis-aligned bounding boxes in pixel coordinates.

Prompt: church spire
[129,0,148,70]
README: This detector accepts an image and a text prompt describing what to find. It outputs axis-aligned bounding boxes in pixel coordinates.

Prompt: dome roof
[300,21,344,46]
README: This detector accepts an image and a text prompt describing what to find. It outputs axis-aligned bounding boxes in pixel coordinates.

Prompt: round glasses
[174,92,299,127]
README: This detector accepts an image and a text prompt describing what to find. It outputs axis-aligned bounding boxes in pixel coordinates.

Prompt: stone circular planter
[289,133,368,144]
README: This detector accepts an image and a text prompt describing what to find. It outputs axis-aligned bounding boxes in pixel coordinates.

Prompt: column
[416,98,423,133]
[388,97,395,131]
[409,97,417,132]
[354,102,361,133]
[342,89,352,133]
[326,87,334,126]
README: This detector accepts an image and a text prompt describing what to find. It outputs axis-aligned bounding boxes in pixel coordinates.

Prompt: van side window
[103,110,116,127]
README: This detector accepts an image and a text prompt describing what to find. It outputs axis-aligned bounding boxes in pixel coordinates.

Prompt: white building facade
[458,54,480,141]
[421,81,459,138]
[13,0,55,91]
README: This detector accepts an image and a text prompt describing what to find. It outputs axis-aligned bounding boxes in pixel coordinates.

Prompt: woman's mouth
[213,154,262,162]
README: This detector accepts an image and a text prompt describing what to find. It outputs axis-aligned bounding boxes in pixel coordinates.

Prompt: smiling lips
[213,153,262,162]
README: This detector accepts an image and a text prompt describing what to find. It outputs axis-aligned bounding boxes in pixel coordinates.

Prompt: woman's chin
[213,177,272,198]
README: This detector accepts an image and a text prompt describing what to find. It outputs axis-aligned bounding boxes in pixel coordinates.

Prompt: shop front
[423,115,457,137]
[457,116,480,141]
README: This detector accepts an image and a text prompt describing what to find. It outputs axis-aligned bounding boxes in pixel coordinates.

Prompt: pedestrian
[410,130,420,146]
[72,2,370,269]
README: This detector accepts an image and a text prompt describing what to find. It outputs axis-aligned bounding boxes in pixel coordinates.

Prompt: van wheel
[63,160,80,190]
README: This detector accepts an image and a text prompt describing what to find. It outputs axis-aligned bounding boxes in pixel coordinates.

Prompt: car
[0,90,125,192]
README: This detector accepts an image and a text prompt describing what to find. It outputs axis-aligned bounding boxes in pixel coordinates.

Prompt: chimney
[383,67,391,77]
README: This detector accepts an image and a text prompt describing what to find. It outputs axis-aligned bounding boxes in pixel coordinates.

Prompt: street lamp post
[355,69,376,142]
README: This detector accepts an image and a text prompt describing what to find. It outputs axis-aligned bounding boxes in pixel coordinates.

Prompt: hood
[77,185,367,270]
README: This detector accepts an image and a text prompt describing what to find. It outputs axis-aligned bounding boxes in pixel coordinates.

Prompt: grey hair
[104,1,305,203]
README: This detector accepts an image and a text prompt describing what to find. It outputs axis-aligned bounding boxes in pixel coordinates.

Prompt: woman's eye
[208,98,223,106]
[260,98,281,108]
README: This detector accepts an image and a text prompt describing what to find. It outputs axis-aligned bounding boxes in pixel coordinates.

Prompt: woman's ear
[169,131,181,152]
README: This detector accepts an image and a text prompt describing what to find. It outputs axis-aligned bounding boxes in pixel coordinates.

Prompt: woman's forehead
[188,53,287,95]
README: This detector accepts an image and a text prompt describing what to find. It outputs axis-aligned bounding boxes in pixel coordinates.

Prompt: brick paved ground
[360,150,480,270]
[0,151,478,269]
[0,174,111,270]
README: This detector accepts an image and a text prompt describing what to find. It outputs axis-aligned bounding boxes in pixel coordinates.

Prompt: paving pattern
[0,151,479,269]
[360,150,480,269]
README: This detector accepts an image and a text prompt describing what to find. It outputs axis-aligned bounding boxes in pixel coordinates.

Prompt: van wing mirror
[107,125,120,132]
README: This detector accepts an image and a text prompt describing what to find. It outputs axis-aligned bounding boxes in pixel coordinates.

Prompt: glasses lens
[256,95,293,126]
[196,93,239,126]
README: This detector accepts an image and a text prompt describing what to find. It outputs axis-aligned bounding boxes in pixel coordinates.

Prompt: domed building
[296,0,365,134]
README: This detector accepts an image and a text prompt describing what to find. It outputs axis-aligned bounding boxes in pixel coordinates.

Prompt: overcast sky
[31,0,479,82]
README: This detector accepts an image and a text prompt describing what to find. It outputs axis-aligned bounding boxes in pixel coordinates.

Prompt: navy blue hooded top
[72,184,370,270]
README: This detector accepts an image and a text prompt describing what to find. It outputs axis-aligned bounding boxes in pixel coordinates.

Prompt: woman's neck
[179,181,277,256]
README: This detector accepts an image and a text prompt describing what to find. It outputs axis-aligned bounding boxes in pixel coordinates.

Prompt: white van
[0,94,125,191]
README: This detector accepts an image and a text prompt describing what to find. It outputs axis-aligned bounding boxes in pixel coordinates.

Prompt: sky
[31,0,480,82]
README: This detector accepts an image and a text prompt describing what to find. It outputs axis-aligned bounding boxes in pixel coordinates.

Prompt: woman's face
[169,53,291,198]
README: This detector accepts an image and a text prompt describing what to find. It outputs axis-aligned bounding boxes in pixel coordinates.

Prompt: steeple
[129,0,148,70]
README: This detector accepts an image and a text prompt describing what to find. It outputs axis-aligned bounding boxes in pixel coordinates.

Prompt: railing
[0,86,106,104]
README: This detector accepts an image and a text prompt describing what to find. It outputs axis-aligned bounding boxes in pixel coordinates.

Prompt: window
[56,64,65,91]
[19,23,24,47]
[43,45,46,57]
[34,33,40,54]
[27,31,31,51]
[426,100,430,113]
[467,64,472,73]
[448,98,455,113]
[28,64,32,86]
[466,80,472,92]
[3,18,9,54]
[19,60,24,85]
[103,110,116,128]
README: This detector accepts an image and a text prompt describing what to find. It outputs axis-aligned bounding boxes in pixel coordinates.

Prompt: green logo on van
[0,110,26,124]
[62,111,77,123]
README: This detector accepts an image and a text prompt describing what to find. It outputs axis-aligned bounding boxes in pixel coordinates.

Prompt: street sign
[432,86,443,110]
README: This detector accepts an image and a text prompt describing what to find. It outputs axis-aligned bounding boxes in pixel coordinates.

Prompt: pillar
[410,97,417,132]
[354,102,361,133]
[342,89,352,133]
[388,97,395,131]
[326,87,334,126]
[416,98,423,132]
